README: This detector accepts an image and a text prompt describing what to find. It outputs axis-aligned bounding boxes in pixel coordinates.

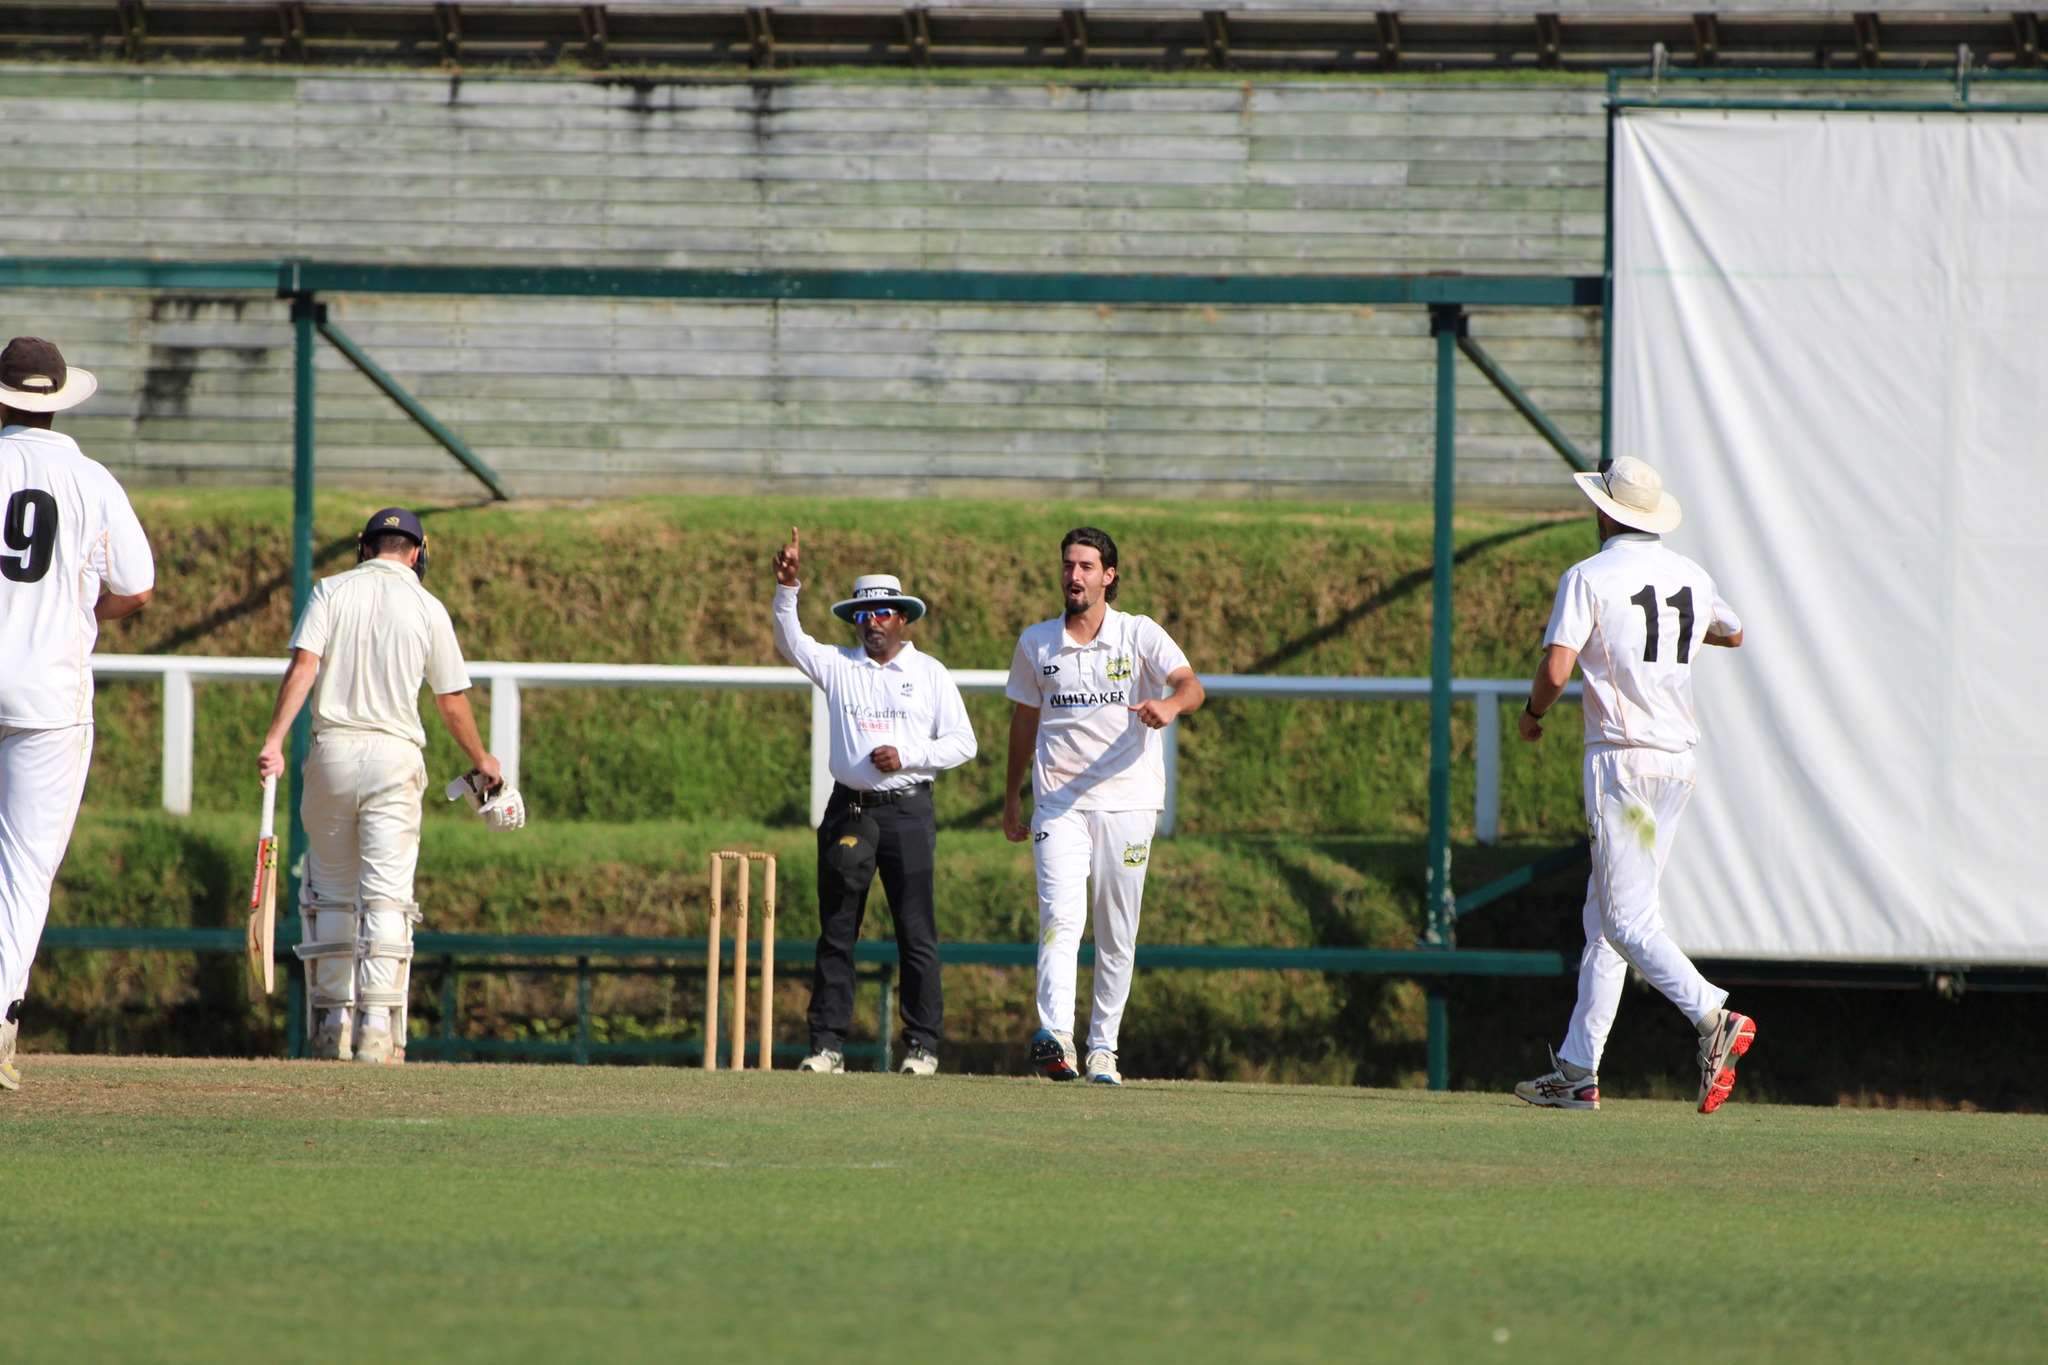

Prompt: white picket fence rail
[90,655,1579,842]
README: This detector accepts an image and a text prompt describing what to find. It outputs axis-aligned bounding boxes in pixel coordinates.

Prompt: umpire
[770,528,976,1074]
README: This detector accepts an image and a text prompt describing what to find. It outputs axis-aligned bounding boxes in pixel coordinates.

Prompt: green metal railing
[38,925,1576,1071]
[1609,62,2048,116]
[41,923,2048,1072]
[2,253,1607,1088]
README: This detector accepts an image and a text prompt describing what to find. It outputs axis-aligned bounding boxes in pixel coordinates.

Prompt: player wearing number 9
[0,337,156,1092]
[1513,456,1758,1117]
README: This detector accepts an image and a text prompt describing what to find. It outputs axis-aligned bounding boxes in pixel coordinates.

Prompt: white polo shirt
[1543,532,1741,754]
[1005,606,1191,817]
[0,426,155,728]
[771,584,977,793]
[290,558,472,747]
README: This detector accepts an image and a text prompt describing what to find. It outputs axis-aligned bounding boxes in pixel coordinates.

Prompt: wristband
[1524,700,1546,721]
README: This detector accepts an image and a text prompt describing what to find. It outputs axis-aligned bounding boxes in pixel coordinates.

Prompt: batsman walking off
[256,507,520,1065]
[1515,457,1756,1114]
[1004,527,1203,1085]
[0,337,155,1093]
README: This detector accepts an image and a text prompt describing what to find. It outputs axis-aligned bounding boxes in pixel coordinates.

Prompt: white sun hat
[830,573,927,624]
[1572,456,1682,534]
[0,337,98,413]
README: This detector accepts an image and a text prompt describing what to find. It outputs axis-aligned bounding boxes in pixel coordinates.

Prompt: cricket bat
[245,773,278,1000]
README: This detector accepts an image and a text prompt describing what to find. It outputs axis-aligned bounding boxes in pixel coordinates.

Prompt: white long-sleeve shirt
[771,583,977,792]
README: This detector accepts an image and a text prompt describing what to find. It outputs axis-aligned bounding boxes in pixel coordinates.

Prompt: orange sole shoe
[1698,1013,1757,1114]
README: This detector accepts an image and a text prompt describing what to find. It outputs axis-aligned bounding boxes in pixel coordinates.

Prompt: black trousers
[807,783,942,1054]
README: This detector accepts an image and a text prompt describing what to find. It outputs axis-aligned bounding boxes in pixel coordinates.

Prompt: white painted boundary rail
[92,656,1578,843]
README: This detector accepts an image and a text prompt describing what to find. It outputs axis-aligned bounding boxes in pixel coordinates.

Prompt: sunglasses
[852,607,899,624]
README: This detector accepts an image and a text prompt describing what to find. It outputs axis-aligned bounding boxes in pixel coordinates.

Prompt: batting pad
[1611,108,2048,965]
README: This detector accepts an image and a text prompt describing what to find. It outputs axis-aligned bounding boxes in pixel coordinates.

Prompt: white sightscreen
[1612,108,2048,965]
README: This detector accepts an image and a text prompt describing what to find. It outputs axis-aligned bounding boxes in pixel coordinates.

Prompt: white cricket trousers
[0,724,93,1006]
[1034,807,1157,1055]
[1560,745,1728,1073]
[301,731,427,906]
[300,731,425,1013]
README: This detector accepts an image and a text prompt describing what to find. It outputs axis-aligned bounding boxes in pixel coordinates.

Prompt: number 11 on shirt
[1628,584,1695,663]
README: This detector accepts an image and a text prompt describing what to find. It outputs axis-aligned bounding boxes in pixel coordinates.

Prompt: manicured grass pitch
[5,1059,2043,1364]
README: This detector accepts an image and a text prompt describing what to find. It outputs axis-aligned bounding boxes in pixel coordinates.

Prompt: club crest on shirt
[1121,841,1149,868]
[899,681,915,695]
[1105,655,1133,684]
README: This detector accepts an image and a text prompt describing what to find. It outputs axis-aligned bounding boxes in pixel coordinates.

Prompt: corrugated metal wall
[0,69,1608,499]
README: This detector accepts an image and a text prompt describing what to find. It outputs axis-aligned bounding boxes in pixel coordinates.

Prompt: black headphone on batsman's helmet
[356,506,429,580]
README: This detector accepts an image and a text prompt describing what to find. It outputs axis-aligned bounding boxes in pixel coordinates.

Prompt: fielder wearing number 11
[1515,457,1757,1115]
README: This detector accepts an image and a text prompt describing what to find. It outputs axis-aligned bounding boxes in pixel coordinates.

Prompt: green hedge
[91,490,1593,836]
[40,811,1448,1084]
[41,811,2046,1106]
[56,490,1605,1082]
[51,491,2040,1105]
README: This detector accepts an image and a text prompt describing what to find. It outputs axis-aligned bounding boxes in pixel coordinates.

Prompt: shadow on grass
[135,502,484,656]
[1245,518,1561,675]
[1214,835,1591,1087]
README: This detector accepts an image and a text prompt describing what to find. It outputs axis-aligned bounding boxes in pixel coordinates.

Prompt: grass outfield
[6,1059,2043,1364]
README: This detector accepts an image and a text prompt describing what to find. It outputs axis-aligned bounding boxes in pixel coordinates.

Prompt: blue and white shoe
[1085,1049,1122,1086]
[1030,1028,1079,1081]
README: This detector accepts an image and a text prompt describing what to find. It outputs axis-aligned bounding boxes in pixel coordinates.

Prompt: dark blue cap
[359,507,424,545]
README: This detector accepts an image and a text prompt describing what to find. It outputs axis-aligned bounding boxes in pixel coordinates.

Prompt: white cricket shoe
[0,1016,19,1092]
[352,1014,397,1065]
[1696,1009,1758,1114]
[311,1007,353,1062]
[1514,1047,1600,1110]
[1030,1028,1079,1081]
[797,1048,845,1073]
[1085,1049,1122,1086]
[898,1045,939,1076]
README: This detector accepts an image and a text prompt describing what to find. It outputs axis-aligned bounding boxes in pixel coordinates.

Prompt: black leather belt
[833,782,930,808]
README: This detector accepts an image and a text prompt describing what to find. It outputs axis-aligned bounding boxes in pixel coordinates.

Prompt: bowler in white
[1003,527,1203,1085]
[1514,457,1756,1115]
[0,337,155,1093]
